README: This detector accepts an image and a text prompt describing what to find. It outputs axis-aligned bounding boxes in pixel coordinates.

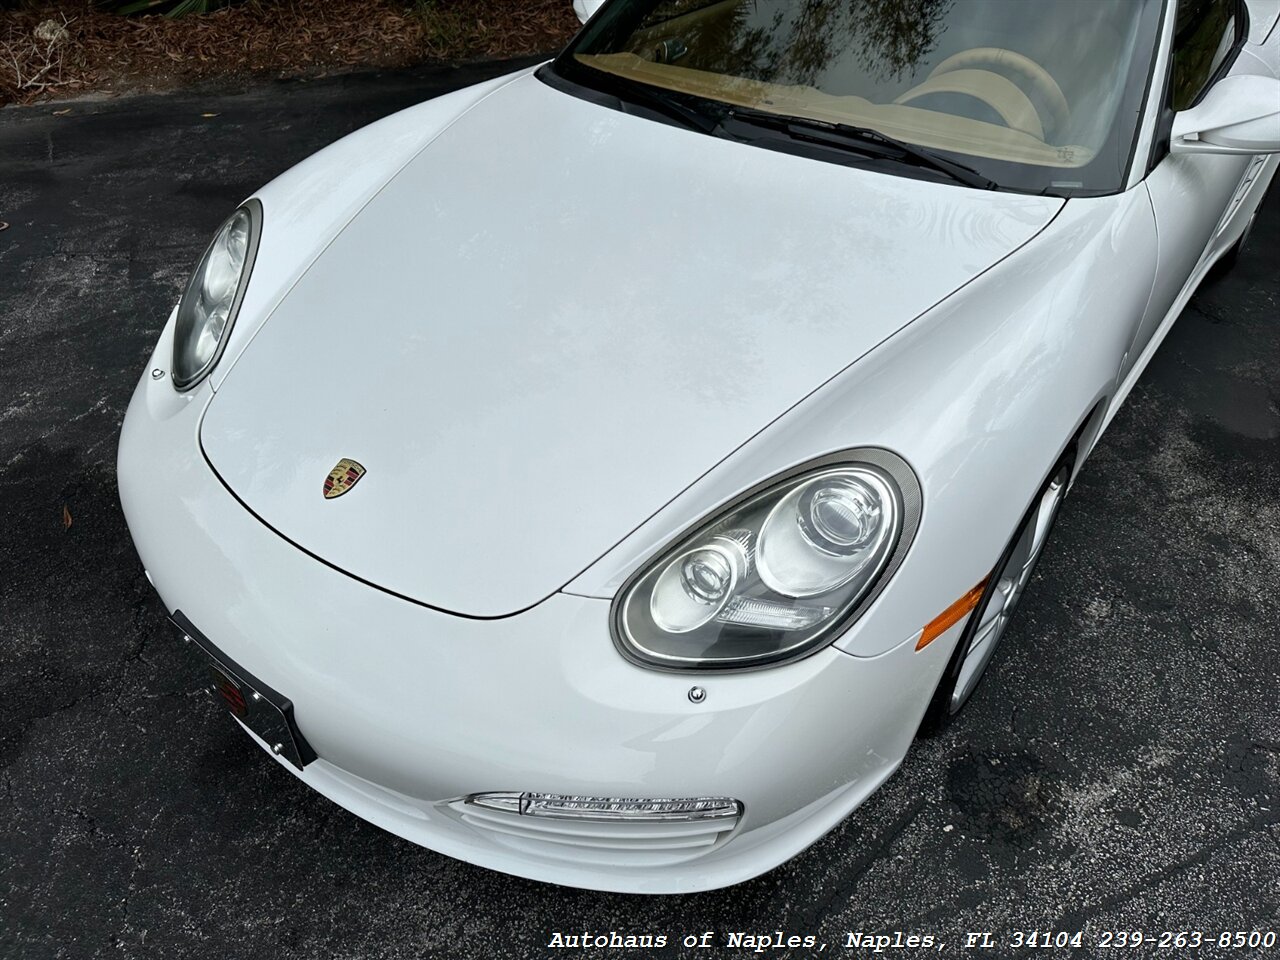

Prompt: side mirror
[1171,74,1280,155]
[573,0,606,24]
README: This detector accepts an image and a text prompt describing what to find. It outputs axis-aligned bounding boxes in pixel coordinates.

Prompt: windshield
[554,0,1164,195]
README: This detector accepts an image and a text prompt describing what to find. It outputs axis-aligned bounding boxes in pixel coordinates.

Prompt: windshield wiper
[721,106,999,190]
[604,77,720,134]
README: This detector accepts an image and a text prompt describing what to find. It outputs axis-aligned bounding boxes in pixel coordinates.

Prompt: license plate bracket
[169,611,316,771]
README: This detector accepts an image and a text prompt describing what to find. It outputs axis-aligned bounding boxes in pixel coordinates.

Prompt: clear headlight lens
[615,451,920,670]
[171,200,261,389]
[757,470,897,597]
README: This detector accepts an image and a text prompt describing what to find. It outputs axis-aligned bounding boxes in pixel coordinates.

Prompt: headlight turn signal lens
[916,578,988,651]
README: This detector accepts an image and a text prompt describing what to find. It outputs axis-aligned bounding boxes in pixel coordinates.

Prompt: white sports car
[118,0,1280,892]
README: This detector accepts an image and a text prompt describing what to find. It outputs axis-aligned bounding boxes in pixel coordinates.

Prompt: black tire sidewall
[917,447,1075,737]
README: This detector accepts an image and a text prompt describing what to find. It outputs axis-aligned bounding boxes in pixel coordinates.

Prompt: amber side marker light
[917,578,988,650]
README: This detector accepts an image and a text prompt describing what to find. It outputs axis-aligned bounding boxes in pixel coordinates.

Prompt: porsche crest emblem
[324,458,366,499]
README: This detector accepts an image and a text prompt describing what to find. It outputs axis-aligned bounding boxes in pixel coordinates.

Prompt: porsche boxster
[118,0,1280,892]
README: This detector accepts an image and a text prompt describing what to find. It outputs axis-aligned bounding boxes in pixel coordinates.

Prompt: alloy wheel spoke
[951,470,1066,715]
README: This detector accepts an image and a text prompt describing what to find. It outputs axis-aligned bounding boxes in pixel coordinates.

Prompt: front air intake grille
[451,793,742,866]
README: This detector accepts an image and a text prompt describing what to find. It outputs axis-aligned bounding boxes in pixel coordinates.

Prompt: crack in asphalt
[0,399,113,468]
[790,799,928,946]
[1055,809,1280,932]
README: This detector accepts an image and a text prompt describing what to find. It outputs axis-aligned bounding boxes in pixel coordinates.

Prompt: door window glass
[1170,0,1239,109]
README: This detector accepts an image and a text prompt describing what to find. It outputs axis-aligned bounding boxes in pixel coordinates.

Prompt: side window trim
[1180,0,1248,109]
[1147,0,1248,172]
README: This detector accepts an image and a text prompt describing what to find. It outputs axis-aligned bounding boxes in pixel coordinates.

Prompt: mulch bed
[0,0,580,106]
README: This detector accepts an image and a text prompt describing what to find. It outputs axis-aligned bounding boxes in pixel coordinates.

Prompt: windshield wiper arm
[722,107,999,190]
[606,78,720,134]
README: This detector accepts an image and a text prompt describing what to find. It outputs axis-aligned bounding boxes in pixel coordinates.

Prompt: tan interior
[577,52,1094,168]
[928,47,1072,134]
[894,68,1044,140]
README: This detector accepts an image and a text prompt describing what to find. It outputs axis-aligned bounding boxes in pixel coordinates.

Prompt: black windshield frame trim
[539,62,1009,191]
[543,0,1168,199]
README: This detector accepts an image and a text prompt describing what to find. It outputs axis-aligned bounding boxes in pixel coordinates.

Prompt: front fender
[565,186,1159,660]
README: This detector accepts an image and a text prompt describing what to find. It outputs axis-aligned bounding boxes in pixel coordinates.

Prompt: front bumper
[117,336,956,893]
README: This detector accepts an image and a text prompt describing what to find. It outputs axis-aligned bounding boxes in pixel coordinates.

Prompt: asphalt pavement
[1,59,1278,960]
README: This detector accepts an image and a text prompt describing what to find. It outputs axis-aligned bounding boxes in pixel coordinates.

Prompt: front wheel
[919,454,1072,734]
[1211,207,1259,278]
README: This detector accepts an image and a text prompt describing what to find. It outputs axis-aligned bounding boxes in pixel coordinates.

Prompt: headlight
[171,200,261,390]
[613,450,920,670]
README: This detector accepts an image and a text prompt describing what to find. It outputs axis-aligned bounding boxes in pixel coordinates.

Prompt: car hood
[201,73,1062,617]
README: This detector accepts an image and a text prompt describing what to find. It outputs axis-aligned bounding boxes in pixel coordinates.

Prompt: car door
[1127,0,1254,377]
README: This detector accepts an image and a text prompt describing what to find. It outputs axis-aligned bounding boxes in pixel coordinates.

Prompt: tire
[1210,207,1259,278]
[918,450,1074,736]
